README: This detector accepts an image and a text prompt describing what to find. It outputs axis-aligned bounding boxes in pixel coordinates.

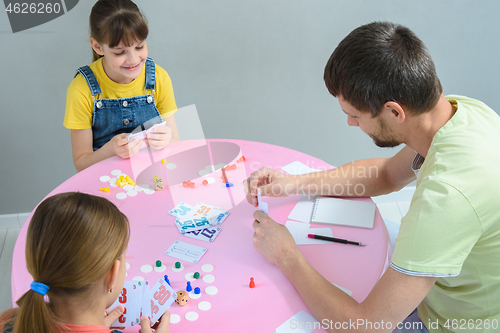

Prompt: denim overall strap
[76,65,102,96]
[144,57,156,90]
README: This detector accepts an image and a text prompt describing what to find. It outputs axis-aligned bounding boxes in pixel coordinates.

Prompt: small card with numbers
[165,240,208,263]
[146,278,177,326]
[108,281,148,327]
[168,202,194,219]
[184,226,222,242]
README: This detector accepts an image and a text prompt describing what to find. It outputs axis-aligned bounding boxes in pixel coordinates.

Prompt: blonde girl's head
[90,0,148,62]
[0,192,130,333]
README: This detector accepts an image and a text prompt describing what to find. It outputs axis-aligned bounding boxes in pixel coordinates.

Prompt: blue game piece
[186,281,192,292]
[225,182,234,187]
[164,275,170,286]
[194,287,201,294]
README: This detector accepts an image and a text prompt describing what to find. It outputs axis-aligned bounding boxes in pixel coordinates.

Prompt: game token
[186,281,192,292]
[156,260,162,267]
[170,314,181,324]
[198,301,211,311]
[175,262,181,269]
[140,264,153,273]
[194,272,200,279]
[201,264,214,272]
[100,175,111,182]
[205,286,218,295]
[202,274,215,283]
[249,277,255,288]
[116,193,127,200]
[194,287,201,294]
[185,311,199,321]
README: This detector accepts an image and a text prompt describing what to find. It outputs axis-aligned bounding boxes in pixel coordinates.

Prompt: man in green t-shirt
[246,22,500,332]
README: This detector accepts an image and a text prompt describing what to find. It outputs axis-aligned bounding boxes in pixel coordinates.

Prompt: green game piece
[175,262,181,269]
[193,272,200,279]
[156,260,162,267]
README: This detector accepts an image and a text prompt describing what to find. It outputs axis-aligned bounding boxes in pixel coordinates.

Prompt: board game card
[168,202,194,219]
[108,281,146,327]
[184,227,222,242]
[257,188,269,214]
[165,240,208,263]
[147,278,177,326]
[174,214,212,234]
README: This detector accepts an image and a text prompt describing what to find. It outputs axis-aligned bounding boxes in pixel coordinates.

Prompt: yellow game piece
[100,187,110,193]
[162,158,167,164]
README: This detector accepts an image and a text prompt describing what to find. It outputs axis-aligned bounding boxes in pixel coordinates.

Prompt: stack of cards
[168,202,229,242]
[108,278,176,327]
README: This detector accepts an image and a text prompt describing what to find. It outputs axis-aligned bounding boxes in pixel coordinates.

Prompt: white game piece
[116,193,127,200]
[202,274,215,283]
[139,184,151,189]
[185,272,196,282]
[100,175,110,182]
[126,262,130,270]
[154,265,166,272]
[205,177,215,184]
[123,184,134,191]
[189,291,201,299]
[166,163,177,170]
[185,311,199,321]
[205,286,218,295]
[109,178,118,187]
[172,263,184,272]
[201,264,214,272]
[170,314,181,324]
[111,169,121,176]
[132,276,145,281]
[127,190,138,197]
[144,189,155,195]
[140,264,153,273]
[134,185,144,191]
[198,301,211,311]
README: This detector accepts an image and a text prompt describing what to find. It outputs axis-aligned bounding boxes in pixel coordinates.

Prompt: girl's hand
[104,305,125,329]
[145,125,172,150]
[139,313,170,333]
[110,133,143,159]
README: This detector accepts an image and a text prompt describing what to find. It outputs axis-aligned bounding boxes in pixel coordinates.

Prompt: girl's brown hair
[0,192,130,333]
[90,0,149,62]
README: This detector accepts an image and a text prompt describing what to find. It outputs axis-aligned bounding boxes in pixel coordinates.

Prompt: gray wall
[1,0,499,214]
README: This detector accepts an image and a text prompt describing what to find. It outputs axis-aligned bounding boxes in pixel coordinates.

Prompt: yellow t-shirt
[391,96,500,332]
[63,57,177,129]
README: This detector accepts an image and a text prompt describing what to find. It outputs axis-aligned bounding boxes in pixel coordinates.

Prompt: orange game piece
[188,181,195,188]
[100,187,110,192]
[230,164,236,170]
[237,156,246,163]
[202,180,208,186]
[183,181,189,188]
[249,277,255,288]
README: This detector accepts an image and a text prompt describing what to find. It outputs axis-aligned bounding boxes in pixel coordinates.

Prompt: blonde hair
[0,192,130,333]
[90,0,149,62]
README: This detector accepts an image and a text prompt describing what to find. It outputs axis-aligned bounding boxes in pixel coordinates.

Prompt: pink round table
[12,139,391,332]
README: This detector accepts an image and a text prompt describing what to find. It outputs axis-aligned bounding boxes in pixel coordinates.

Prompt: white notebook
[311,197,376,229]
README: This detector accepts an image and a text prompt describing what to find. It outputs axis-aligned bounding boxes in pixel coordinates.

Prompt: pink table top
[12,139,391,332]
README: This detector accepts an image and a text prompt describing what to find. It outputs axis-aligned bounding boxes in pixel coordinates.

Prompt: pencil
[307,234,366,246]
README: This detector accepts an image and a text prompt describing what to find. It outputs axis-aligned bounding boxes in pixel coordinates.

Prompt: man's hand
[146,125,172,150]
[245,167,297,207]
[252,210,301,268]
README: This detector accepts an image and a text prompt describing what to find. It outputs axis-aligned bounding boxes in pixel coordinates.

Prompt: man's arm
[246,145,417,206]
[252,210,435,333]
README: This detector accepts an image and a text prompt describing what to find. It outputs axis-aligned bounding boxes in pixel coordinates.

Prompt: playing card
[165,240,208,263]
[175,214,212,234]
[147,278,177,326]
[184,227,222,242]
[168,202,194,219]
[108,281,146,327]
[257,188,269,214]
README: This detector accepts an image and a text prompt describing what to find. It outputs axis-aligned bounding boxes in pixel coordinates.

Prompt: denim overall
[76,57,162,151]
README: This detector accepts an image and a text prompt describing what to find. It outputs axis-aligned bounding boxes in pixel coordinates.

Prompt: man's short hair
[324,21,443,116]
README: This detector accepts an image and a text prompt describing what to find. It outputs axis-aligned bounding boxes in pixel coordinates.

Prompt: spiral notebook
[311,197,376,229]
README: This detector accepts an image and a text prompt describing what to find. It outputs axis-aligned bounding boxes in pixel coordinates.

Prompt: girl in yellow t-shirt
[64,0,179,172]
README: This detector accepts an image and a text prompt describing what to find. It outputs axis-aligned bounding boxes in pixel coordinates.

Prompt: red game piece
[183,181,189,188]
[237,156,246,163]
[188,181,195,188]
[249,277,255,288]
[202,180,208,186]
